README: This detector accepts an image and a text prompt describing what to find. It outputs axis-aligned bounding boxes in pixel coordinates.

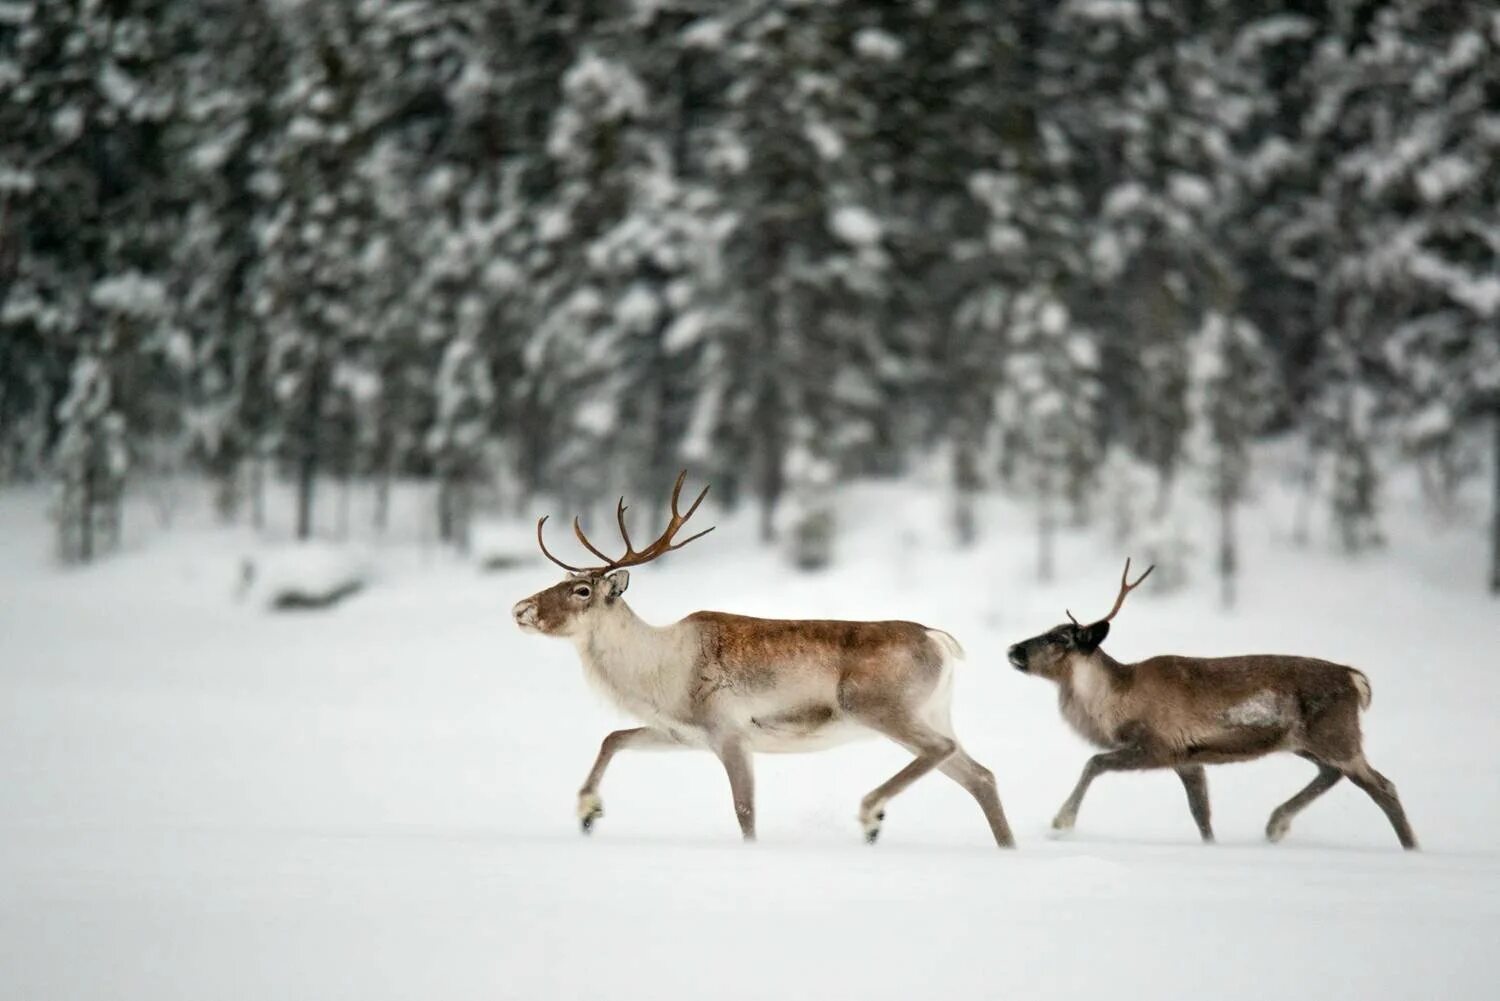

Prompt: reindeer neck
[569,598,698,722]
[1094,648,1130,679]
[1064,648,1129,696]
[1055,648,1134,747]
[573,598,658,660]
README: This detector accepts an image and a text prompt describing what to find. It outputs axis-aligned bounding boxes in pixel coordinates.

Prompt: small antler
[1067,557,1155,625]
[536,470,715,574]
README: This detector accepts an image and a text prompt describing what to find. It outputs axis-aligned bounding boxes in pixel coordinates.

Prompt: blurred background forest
[1,0,1497,594]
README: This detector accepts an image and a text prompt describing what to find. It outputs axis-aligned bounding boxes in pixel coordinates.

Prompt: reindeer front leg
[711,735,756,842]
[1052,742,1156,832]
[577,727,680,834]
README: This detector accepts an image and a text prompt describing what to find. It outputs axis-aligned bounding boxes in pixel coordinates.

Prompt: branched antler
[1067,557,1155,626]
[537,470,715,574]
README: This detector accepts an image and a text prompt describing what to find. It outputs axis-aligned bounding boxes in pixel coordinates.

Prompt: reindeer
[1007,560,1417,849]
[511,472,1013,847]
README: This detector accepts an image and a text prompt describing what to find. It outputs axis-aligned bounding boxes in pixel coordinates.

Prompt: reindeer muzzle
[512,599,540,632]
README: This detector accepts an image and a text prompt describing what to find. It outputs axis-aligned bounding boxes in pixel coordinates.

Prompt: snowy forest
[2,0,1498,594]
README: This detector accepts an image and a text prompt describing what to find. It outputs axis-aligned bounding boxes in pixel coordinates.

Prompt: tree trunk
[437,476,454,544]
[101,479,121,555]
[1037,473,1055,584]
[294,359,327,542]
[1219,491,1237,610]
[295,459,316,540]
[213,457,241,524]
[1490,408,1499,595]
[336,474,351,540]
[754,225,785,544]
[249,455,266,531]
[78,440,95,564]
[1291,443,1316,549]
[452,481,472,553]
[951,422,980,548]
[756,427,783,543]
[373,464,391,534]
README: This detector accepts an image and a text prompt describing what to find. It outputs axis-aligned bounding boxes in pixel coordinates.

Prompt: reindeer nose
[512,600,536,626]
[1007,644,1028,671]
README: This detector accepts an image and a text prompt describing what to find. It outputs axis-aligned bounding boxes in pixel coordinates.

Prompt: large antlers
[1066,557,1155,626]
[536,470,715,575]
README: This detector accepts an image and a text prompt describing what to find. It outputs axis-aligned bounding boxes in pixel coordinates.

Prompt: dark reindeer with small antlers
[511,471,1014,847]
[1007,560,1417,849]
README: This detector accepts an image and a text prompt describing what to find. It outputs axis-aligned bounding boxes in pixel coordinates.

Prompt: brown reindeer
[511,472,1013,847]
[1007,560,1417,849]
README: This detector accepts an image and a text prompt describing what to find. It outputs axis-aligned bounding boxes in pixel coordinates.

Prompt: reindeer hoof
[1265,818,1289,844]
[578,793,604,835]
[860,808,886,844]
[1051,813,1076,833]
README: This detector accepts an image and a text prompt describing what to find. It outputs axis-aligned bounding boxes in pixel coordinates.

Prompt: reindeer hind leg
[1265,754,1342,844]
[1341,754,1418,850]
[939,746,1015,848]
[848,710,956,844]
[1175,765,1214,843]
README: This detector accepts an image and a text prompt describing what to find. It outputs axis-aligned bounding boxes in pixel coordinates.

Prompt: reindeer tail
[926,629,966,662]
[1349,669,1372,710]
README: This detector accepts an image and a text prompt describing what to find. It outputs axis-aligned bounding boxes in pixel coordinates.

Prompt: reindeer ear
[1079,620,1110,650]
[604,569,630,599]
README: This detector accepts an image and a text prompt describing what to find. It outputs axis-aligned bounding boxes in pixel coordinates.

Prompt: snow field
[1,482,1497,1000]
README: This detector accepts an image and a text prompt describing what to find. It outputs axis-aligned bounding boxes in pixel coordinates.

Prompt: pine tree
[170,0,284,523]
[688,2,888,544]
[2,0,190,555]
[1058,1,1259,515]
[53,347,127,562]
[521,42,667,506]
[427,328,496,550]
[250,1,391,539]
[996,291,1101,582]
[1188,311,1276,607]
[1290,0,1499,559]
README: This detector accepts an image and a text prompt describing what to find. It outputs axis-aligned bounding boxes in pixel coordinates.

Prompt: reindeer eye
[572,585,591,599]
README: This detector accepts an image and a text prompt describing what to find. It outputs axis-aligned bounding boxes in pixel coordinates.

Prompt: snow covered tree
[427,327,495,550]
[681,2,891,542]
[1188,311,1277,607]
[996,291,1102,582]
[52,346,127,563]
[249,1,395,539]
[3,0,1497,594]
[2,0,190,552]
[1286,0,1499,561]
[520,39,709,512]
[1056,1,1267,515]
[168,0,285,523]
[1307,332,1387,555]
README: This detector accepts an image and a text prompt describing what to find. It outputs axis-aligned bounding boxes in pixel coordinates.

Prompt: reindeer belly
[745,704,873,753]
[1154,692,1298,760]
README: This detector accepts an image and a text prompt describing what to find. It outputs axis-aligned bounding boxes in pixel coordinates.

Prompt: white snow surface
[1,480,1497,1000]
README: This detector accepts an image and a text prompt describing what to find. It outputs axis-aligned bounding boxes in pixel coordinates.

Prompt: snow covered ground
[2,479,1497,1000]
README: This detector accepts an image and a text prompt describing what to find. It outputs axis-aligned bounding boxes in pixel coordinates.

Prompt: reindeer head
[1007,559,1154,680]
[511,471,714,638]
